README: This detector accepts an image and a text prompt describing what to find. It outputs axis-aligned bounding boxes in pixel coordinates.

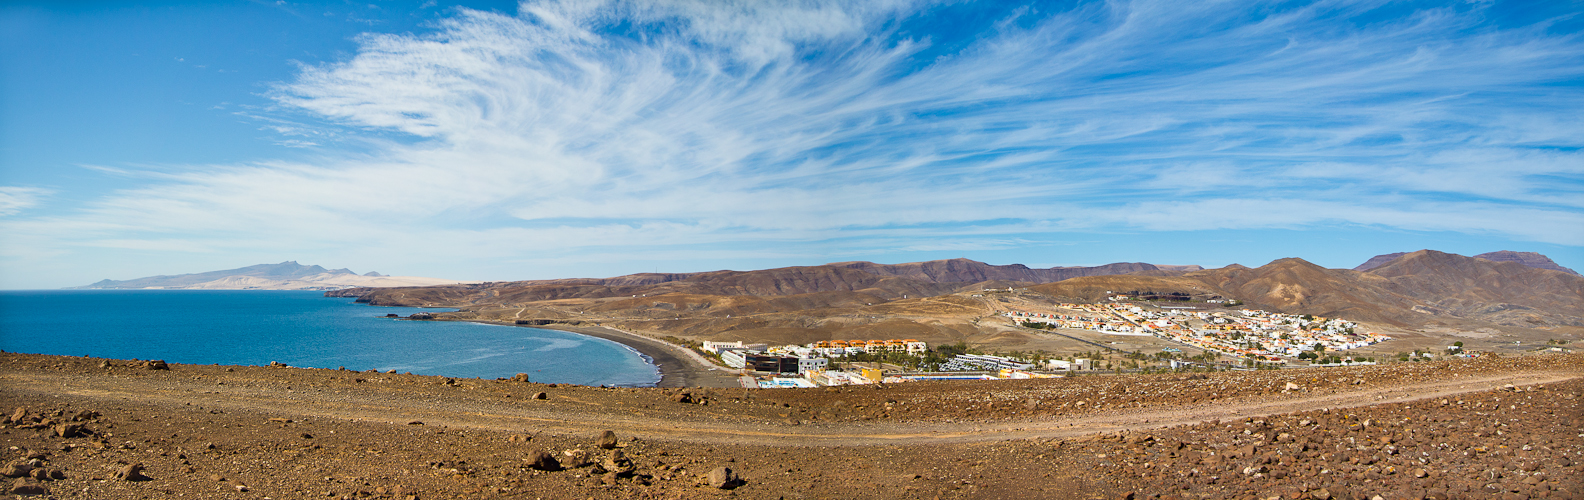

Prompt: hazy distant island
[70,261,474,291]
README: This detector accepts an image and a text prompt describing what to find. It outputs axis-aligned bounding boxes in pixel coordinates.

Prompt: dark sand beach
[529,324,743,388]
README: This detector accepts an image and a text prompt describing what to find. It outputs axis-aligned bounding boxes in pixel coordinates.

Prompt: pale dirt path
[5,369,1574,448]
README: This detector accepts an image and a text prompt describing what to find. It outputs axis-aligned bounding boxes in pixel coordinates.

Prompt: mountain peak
[1473,251,1580,276]
[1357,250,1578,276]
[1353,252,1411,271]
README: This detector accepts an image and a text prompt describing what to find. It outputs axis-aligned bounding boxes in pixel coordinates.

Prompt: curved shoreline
[499,322,743,388]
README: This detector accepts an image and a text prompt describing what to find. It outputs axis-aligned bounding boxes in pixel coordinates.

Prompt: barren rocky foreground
[1,352,1580,499]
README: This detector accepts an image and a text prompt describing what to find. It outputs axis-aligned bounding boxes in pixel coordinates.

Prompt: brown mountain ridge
[329,252,1583,349]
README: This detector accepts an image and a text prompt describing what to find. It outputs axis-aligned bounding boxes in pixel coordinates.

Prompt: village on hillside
[1004,301,1393,363]
[690,297,1418,389]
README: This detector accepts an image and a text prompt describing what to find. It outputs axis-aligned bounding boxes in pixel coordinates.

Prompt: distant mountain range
[74,261,470,290]
[831,259,1200,283]
[327,250,1584,346]
[1032,250,1583,328]
[1355,250,1578,275]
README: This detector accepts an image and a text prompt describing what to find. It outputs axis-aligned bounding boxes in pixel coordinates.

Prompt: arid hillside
[329,253,1584,351]
[1032,252,1584,329]
[831,258,1179,284]
[1367,250,1584,326]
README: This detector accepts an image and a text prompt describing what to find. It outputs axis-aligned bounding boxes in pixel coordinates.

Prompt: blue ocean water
[0,290,659,386]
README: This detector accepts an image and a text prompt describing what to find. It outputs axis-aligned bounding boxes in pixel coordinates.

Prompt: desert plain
[2,351,1580,500]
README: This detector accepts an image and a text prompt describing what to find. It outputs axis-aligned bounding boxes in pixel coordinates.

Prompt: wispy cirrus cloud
[4,0,1582,286]
[0,187,50,217]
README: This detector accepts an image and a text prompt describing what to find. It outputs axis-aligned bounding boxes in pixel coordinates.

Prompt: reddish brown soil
[2,352,1580,499]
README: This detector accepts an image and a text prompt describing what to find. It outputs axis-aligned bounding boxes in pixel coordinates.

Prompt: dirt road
[5,366,1573,447]
[1,352,1579,499]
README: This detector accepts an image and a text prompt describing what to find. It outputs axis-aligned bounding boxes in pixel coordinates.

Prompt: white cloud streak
[0,187,50,217]
[4,0,1582,285]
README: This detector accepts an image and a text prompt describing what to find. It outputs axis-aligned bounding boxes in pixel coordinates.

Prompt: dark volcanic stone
[706,466,739,489]
[116,463,151,481]
[596,430,618,450]
[524,450,560,471]
[0,462,32,478]
[9,478,47,496]
[54,423,84,438]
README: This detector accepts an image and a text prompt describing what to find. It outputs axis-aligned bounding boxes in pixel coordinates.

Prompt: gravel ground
[1,352,1579,499]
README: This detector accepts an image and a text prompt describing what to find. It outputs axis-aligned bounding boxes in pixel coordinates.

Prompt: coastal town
[697,300,1400,388]
[1004,302,1393,363]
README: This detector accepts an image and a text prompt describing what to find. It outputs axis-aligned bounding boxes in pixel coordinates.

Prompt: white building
[702,341,767,354]
[797,358,828,374]
[720,349,748,368]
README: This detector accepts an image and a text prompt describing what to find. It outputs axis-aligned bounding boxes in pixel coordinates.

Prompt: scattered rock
[115,463,150,481]
[9,478,47,496]
[510,373,531,382]
[1284,382,1301,391]
[1,462,33,478]
[561,449,591,468]
[602,449,634,476]
[524,450,560,471]
[705,466,739,489]
[140,360,170,370]
[532,392,548,400]
[596,430,618,450]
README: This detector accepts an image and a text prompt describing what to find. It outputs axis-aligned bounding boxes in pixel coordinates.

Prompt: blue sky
[2,0,1581,289]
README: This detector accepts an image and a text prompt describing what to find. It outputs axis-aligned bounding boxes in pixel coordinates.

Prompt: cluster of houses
[698,339,1108,387]
[1005,303,1391,364]
[695,301,1397,388]
[701,339,927,381]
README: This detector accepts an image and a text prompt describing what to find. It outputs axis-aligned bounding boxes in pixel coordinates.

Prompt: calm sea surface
[0,290,659,386]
